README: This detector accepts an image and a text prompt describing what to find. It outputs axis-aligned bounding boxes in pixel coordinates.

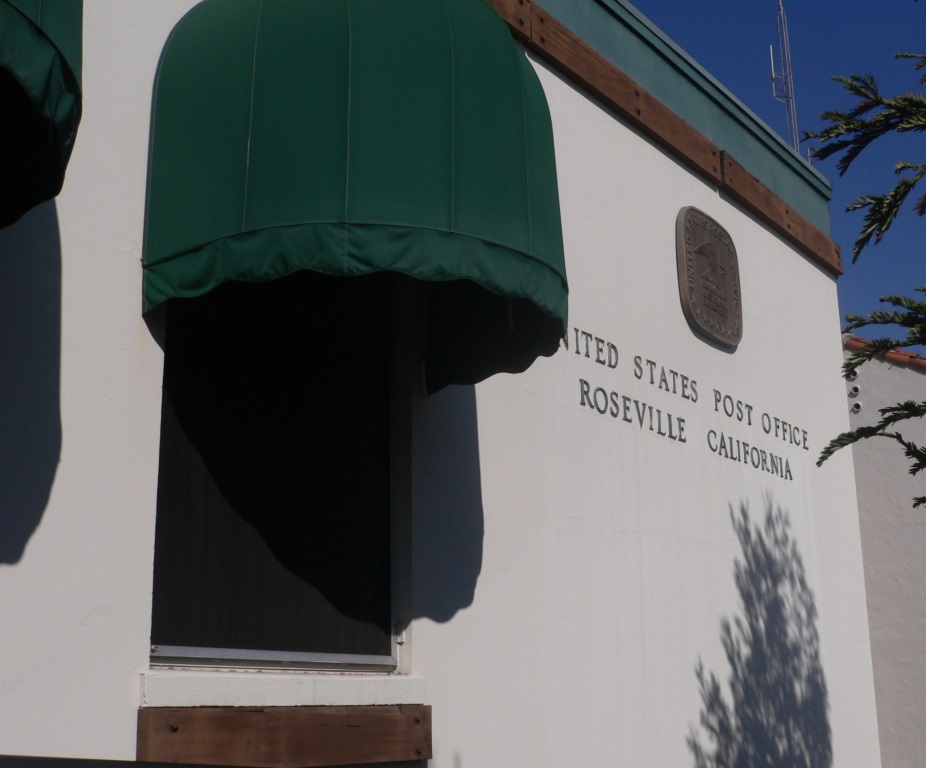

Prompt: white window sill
[141,667,427,708]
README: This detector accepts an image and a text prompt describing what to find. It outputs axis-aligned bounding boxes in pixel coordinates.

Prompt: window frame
[147,275,421,674]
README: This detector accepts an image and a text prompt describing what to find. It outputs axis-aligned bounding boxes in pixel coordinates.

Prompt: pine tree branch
[804,54,926,260]
[808,48,926,507]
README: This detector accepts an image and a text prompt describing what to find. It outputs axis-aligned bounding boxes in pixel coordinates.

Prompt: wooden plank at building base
[137,705,432,768]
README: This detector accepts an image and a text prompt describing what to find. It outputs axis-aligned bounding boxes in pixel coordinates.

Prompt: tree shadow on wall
[688,499,831,768]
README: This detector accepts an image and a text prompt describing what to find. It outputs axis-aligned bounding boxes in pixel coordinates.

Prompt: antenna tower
[770,0,800,151]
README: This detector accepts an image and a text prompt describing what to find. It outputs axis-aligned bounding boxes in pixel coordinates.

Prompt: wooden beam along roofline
[486,0,843,276]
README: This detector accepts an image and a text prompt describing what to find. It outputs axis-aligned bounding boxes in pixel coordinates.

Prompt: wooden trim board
[137,705,432,767]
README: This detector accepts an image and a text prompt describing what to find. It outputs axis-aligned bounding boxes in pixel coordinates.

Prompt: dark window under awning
[0,0,82,228]
[143,0,567,390]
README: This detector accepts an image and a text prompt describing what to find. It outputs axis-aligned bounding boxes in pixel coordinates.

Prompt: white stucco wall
[848,350,926,768]
[0,2,193,759]
[410,59,880,768]
[0,4,880,766]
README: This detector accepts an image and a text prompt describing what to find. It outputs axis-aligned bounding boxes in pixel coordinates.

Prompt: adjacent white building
[845,336,926,768]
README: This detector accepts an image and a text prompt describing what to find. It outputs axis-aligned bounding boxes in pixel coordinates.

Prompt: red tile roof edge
[844,334,926,372]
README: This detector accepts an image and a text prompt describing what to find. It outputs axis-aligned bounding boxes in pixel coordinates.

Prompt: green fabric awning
[0,0,82,228]
[144,0,567,390]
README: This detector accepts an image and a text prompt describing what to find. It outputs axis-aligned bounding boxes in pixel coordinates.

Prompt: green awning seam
[515,37,535,260]
[143,220,568,320]
[144,220,568,285]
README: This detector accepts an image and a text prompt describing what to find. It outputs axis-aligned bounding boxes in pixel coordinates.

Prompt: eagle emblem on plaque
[676,207,742,349]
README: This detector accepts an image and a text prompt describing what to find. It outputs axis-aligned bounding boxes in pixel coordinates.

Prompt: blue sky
[627,0,923,335]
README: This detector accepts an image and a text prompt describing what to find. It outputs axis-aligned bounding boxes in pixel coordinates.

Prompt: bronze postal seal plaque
[676,207,742,349]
